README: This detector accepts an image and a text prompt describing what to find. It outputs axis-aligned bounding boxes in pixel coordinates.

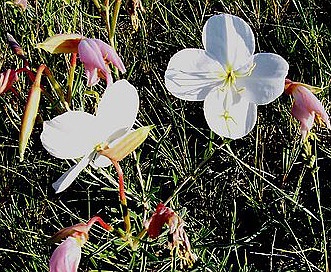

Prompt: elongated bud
[7,33,26,61]
[285,78,323,95]
[19,65,45,161]
[100,125,153,161]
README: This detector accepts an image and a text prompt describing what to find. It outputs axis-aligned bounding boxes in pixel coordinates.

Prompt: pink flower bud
[285,79,331,140]
[49,216,112,272]
[78,38,126,87]
[49,236,82,272]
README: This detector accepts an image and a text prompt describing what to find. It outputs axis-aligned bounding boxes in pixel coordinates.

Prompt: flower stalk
[67,52,77,105]
[109,0,122,48]
[111,159,131,234]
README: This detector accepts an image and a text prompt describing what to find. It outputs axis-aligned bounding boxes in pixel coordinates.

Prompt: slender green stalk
[312,140,329,272]
[43,66,70,111]
[67,53,77,105]
[91,0,102,14]
[132,228,147,251]
[109,0,122,49]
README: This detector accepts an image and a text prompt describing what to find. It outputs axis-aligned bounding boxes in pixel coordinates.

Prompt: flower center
[225,68,236,86]
[219,62,256,94]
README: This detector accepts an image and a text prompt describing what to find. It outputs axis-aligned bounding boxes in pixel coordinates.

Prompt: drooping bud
[285,78,331,140]
[49,216,111,272]
[49,215,112,244]
[7,33,27,61]
[99,125,153,161]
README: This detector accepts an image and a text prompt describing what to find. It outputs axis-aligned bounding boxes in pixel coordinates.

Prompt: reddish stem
[111,159,131,233]
[112,160,126,203]
[87,216,113,231]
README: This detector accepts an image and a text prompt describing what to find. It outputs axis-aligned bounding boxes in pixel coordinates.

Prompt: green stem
[312,140,329,272]
[109,0,122,49]
[91,0,102,14]
[132,228,147,251]
[104,0,112,46]
[94,0,121,77]
[43,66,70,111]
[67,53,77,106]
[108,0,121,78]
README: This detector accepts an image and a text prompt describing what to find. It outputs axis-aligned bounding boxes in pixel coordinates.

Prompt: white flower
[165,14,289,139]
[41,80,139,193]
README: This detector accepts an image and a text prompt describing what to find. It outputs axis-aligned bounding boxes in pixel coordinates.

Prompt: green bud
[100,125,153,162]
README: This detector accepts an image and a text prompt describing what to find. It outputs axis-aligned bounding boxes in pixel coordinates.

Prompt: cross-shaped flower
[41,79,139,193]
[165,14,289,139]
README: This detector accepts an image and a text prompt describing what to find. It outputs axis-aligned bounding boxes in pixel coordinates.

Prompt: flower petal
[93,155,112,168]
[204,90,257,139]
[85,67,100,86]
[165,48,223,101]
[96,80,139,141]
[0,69,18,95]
[52,152,94,193]
[294,85,331,128]
[41,111,98,159]
[292,98,315,140]
[93,39,126,73]
[238,53,289,105]
[37,34,82,54]
[49,237,81,272]
[78,39,110,86]
[203,14,255,69]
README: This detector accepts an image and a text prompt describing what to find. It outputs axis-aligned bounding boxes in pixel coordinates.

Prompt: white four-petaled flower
[41,79,139,193]
[165,14,289,139]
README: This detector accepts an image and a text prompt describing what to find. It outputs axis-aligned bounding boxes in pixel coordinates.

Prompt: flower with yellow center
[165,14,289,139]
[41,80,139,193]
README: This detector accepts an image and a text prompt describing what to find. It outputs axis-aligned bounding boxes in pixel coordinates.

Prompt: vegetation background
[1,0,331,271]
